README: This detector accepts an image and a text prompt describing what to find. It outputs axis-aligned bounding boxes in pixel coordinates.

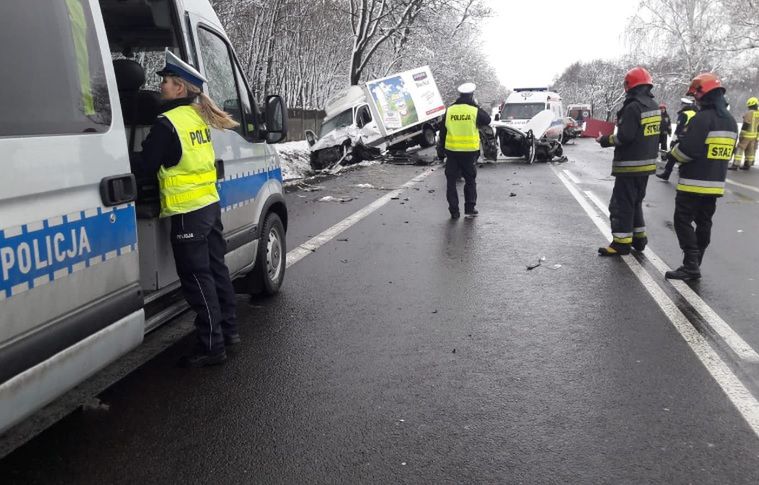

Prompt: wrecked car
[306,66,445,170]
[491,110,564,163]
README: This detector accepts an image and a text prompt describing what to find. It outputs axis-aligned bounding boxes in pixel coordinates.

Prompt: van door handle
[213,158,225,180]
[215,159,225,180]
[100,173,137,207]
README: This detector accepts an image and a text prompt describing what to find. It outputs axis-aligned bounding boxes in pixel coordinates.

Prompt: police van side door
[186,15,274,273]
[0,0,142,418]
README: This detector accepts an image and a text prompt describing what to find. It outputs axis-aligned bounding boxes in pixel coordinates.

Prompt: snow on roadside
[275,140,312,182]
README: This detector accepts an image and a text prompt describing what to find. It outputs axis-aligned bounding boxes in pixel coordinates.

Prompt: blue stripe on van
[0,204,138,299]
[217,168,282,209]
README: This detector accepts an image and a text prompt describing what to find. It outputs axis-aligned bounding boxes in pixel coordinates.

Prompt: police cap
[157,49,207,88]
[457,82,476,95]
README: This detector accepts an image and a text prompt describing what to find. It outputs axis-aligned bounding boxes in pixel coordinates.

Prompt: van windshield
[500,103,545,120]
[320,109,354,137]
[0,0,112,136]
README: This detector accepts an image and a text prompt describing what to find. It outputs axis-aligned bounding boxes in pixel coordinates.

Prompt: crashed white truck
[306,66,445,170]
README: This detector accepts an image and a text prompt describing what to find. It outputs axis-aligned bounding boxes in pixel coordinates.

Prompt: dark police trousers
[445,150,478,213]
[609,176,648,248]
[674,192,717,252]
[170,202,237,354]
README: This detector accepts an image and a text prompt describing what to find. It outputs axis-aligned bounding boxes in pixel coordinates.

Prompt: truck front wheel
[418,125,436,148]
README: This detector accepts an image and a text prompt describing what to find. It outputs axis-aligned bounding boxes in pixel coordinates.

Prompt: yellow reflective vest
[444,104,479,152]
[157,105,219,218]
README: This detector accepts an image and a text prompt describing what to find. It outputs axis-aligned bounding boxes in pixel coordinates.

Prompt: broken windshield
[320,109,353,137]
[500,103,545,120]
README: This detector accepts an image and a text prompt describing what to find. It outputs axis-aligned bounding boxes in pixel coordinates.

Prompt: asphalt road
[2,142,759,484]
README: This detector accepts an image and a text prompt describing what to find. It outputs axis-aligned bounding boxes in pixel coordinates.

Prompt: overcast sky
[483,0,640,89]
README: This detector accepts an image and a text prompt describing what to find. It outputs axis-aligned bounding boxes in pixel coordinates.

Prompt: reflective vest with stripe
[157,105,220,218]
[671,128,738,196]
[444,104,479,152]
[740,110,759,140]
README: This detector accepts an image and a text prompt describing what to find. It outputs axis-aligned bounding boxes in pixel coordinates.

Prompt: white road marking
[562,169,581,185]
[552,166,759,439]
[286,168,436,268]
[582,189,759,363]
[726,178,759,195]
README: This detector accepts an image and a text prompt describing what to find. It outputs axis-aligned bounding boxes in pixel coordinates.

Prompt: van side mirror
[265,95,288,144]
[305,130,317,147]
[494,113,500,121]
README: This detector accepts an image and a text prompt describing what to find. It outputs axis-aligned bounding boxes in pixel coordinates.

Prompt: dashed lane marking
[551,165,759,439]
[286,168,437,268]
[582,188,759,363]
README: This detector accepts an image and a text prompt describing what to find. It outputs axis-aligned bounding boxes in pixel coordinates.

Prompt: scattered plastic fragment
[526,256,546,270]
[318,196,353,203]
[354,183,374,188]
[510,192,517,197]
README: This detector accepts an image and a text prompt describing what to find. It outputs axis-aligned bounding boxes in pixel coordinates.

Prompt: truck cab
[1,0,288,434]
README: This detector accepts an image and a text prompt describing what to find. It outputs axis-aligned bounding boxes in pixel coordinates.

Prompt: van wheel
[418,126,436,147]
[248,213,286,296]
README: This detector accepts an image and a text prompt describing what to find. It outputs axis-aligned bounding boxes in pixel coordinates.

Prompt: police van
[0,0,288,434]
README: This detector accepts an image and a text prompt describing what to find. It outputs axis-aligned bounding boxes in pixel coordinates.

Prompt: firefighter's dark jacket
[598,88,660,176]
[437,96,491,155]
[660,111,672,135]
[668,101,738,197]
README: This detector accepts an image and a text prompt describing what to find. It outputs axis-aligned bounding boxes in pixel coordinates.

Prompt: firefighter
[665,73,737,280]
[659,103,672,156]
[596,67,660,256]
[437,83,491,218]
[730,96,759,170]
[140,51,241,366]
[657,97,697,181]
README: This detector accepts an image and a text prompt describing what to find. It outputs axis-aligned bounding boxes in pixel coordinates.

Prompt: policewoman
[597,67,660,256]
[437,82,491,218]
[665,73,737,280]
[140,51,240,367]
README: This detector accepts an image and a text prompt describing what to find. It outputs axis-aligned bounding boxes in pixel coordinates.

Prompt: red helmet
[687,72,725,100]
[624,67,653,92]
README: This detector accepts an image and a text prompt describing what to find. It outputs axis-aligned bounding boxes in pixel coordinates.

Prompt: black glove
[598,135,613,148]
[436,148,446,161]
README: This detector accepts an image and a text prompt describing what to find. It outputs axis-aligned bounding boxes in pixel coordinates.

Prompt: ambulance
[1,0,288,434]
[495,88,565,142]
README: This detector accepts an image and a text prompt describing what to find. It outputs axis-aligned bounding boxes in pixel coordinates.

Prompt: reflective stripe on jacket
[157,105,219,217]
[670,105,738,197]
[444,104,479,152]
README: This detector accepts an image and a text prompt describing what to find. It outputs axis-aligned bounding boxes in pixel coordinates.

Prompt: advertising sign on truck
[306,66,445,170]
[366,66,446,137]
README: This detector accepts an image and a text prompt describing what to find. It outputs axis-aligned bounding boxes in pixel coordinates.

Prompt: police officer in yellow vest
[140,51,240,367]
[657,97,697,181]
[730,96,759,170]
[437,83,491,218]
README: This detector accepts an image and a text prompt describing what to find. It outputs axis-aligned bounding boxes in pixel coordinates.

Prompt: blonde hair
[173,77,240,130]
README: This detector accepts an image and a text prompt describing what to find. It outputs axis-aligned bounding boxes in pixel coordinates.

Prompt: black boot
[632,236,648,252]
[665,250,701,280]
[697,248,706,265]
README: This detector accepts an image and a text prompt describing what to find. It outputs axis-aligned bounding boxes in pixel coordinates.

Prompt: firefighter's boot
[632,235,648,252]
[598,242,630,256]
[665,250,701,280]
